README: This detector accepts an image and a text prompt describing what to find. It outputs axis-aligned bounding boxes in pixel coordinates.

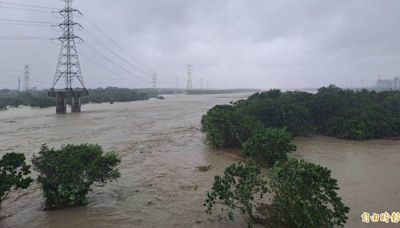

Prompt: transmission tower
[49,0,88,114]
[52,0,85,90]
[186,64,193,90]
[24,65,30,91]
[152,72,157,88]
[200,77,203,89]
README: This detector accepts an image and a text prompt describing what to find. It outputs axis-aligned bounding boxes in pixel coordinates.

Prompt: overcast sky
[0,0,399,89]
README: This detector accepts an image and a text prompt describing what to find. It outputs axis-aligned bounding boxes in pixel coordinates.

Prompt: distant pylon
[152,73,157,88]
[24,65,30,91]
[200,77,203,89]
[186,64,193,90]
[52,0,86,90]
[175,77,179,89]
[18,78,21,92]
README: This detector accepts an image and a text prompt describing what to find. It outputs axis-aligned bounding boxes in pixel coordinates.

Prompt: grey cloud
[0,0,399,89]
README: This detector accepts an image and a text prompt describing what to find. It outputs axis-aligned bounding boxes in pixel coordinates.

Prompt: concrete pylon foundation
[71,96,81,113]
[55,92,67,114]
[49,88,88,114]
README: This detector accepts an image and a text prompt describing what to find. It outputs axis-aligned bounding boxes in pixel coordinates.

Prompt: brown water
[0,94,399,228]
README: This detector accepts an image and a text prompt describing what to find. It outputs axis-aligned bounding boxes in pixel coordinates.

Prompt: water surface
[0,94,399,227]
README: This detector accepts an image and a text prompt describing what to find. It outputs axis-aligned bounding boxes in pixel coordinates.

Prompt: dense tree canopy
[201,105,263,149]
[242,128,296,166]
[0,87,180,110]
[202,85,400,143]
[32,144,121,210]
[205,160,349,227]
[0,153,33,204]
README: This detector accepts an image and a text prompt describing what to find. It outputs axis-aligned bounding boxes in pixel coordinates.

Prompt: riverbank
[0,94,399,227]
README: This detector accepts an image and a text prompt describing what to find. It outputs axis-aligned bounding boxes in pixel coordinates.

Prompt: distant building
[394,77,400,89]
[376,79,393,90]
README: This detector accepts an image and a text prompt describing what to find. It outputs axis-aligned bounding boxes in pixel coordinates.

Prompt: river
[0,93,399,228]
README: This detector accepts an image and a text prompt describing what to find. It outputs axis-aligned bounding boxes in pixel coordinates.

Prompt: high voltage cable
[0,1,57,10]
[0,18,53,24]
[80,28,154,78]
[81,16,155,74]
[0,5,52,13]
[79,51,148,87]
[82,42,151,83]
[0,35,50,40]
[0,21,51,27]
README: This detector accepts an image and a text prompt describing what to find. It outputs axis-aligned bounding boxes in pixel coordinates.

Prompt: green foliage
[32,144,121,210]
[204,162,268,227]
[205,160,349,228]
[0,153,33,203]
[81,87,149,104]
[201,105,263,149]
[242,128,296,166]
[241,91,314,135]
[269,159,349,227]
[201,85,400,144]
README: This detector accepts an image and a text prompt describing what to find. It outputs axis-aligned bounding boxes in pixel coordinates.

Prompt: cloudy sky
[0,0,399,89]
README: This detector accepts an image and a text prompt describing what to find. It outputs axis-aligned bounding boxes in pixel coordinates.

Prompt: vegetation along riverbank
[201,85,400,227]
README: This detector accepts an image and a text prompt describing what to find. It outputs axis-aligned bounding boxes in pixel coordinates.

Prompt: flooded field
[0,94,399,228]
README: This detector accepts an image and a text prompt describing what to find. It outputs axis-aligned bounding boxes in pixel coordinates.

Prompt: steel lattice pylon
[49,0,87,114]
[52,0,85,90]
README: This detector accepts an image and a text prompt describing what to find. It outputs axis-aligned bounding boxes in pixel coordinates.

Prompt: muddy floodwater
[0,94,399,228]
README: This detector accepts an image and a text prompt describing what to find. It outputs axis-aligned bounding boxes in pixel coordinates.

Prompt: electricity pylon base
[49,88,88,114]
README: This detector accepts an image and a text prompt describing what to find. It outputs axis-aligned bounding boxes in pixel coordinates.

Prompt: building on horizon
[376,77,399,90]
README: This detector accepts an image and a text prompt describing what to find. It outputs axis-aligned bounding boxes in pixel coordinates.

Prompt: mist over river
[0,94,399,228]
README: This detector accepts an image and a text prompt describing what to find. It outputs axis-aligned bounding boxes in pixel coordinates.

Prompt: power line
[82,42,151,83]
[79,50,148,87]
[0,35,51,40]
[80,28,154,78]
[0,18,53,24]
[81,15,155,74]
[0,1,58,10]
[0,5,53,13]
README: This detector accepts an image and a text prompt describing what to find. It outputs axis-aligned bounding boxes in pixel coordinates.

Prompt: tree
[242,128,296,166]
[0,153,33,204]
[32,144,121,210]
[201,105,263,149]
[269,159,349,227]
[204,162,268,228]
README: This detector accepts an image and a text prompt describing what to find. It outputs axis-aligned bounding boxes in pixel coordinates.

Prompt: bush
[203,86,400,144]
[32,144,121,210]
[204,162,268,227]
[242,128,296,166]
[269,159,349,227]
[205,159,349,227]
[0,153,33,204]
[201,105,263,149]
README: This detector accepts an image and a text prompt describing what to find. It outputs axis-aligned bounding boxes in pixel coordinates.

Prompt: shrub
[269,159,349,227]
[0,153,33,204]
[242,128,296,166]
[205,159,349,227]
[201,105,263,149]
[204,162,268,228]
[32,144,121,210]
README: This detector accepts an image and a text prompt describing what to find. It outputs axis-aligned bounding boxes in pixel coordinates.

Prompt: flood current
[0,93,399,228]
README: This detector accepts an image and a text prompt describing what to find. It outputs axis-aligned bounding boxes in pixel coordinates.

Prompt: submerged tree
[205,159,349,228]
[201,105,263,149]
[32,144,121,210]
[242,128,296,166]
[0,153,33,204]
[269,159,349,227]
[204,162,268,227]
